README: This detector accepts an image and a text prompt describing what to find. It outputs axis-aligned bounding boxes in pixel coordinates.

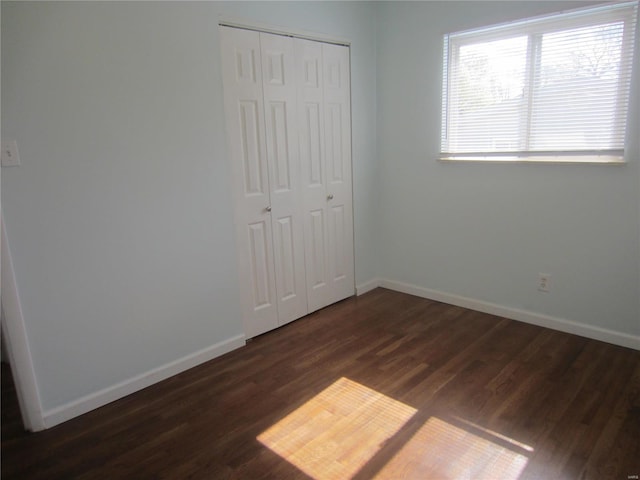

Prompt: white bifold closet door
[295,39,354,313]
[220,26,354,339]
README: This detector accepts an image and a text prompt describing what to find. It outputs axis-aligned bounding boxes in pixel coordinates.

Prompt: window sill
[438,155,626,164]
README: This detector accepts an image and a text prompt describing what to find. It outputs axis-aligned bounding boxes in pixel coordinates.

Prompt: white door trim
[1,213,46,431]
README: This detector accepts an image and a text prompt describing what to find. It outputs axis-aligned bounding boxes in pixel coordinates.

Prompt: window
[441,2,638,163]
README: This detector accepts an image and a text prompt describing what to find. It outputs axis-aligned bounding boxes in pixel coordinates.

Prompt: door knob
[327,194,334,200]
[265,206,272,212]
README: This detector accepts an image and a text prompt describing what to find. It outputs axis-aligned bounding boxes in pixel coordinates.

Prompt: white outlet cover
[1,140,21,167]
[538,273,551,292]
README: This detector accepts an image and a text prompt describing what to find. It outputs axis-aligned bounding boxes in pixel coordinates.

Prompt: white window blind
[441,2,638,162]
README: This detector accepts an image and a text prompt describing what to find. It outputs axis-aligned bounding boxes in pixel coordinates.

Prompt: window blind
[441,1,638,162]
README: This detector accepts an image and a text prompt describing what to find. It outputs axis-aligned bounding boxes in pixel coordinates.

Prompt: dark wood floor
[2,288,639,479]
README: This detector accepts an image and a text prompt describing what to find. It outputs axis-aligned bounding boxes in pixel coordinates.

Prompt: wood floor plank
[2,288,639,479]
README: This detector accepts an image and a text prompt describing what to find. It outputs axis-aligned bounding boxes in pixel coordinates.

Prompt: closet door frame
[219,21,355,339]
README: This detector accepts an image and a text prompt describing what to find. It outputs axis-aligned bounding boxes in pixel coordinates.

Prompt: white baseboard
[356,277,381,296]
[31,277,640,429]
[42,334,246,429]
[378,278,640,351]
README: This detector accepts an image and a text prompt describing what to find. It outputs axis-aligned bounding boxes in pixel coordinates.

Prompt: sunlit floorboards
[2,288,639,479]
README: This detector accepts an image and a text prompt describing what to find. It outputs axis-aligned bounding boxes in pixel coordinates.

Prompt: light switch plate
[2,140,21,167]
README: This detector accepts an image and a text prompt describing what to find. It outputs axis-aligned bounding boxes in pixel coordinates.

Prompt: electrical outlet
[538,273,551,292]
[1,140,21,167]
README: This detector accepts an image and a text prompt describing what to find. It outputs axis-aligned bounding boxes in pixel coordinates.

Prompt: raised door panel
[306,208,330,312]
[303,103,323,188]
[267,101,291,192]
[260,32,308,325]
[325,103,345,184]
[220,26,278,338]
[273,216,296,298]
[328,205,347,282]
[247,221,273,309]
[239,100,265,196]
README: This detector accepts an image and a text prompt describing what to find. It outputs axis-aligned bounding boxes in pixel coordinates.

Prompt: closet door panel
[221,26,278,338]
[295,38,332,312]
[304,103,323,187]
[307,208,328,298]
[260,33,308,325]
[328,204,347,281]
[247,221,273,309]
[322,43,355,303]
[238,101,264,195]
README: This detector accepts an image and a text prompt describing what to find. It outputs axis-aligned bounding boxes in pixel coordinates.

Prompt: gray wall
[1,1,378,412]
[376,1,640,336]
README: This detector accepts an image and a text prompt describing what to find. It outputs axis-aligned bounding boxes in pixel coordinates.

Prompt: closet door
[296,39,354,313]
[295,39,331,312]
[220,27,278,338]
[221,26,354,337]
[259,33,308,326]
[322,43,355,305]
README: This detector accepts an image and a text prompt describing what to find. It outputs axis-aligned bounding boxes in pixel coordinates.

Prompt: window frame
[440,1,638,164]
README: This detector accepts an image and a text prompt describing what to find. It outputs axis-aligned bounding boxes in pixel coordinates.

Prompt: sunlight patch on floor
[258,377,417,480]
[373,417,531,479]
